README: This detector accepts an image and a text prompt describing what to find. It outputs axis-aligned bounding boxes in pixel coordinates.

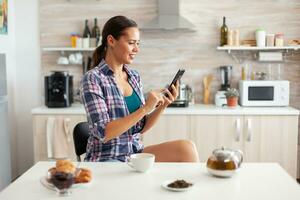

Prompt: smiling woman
[80,15,199,163]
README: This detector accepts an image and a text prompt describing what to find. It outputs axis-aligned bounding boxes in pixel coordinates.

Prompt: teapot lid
[213,147,237,162]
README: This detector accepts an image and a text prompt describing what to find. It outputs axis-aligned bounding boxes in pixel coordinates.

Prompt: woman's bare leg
[142,140,199,162]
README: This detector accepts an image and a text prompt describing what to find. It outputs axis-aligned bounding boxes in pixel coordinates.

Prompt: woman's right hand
[144,90,164,113]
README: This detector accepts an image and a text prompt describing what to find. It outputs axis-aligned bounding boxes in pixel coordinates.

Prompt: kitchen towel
[46,117,74,159]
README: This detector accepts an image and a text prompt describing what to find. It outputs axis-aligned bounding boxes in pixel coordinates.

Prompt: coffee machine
[168,83,192,107]
[215,66,232,106]
[45,71,73,108]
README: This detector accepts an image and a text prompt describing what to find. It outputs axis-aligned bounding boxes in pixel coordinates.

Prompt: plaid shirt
[81,59,146,162]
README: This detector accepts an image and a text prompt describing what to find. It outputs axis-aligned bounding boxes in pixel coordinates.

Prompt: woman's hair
[91,15,138,68]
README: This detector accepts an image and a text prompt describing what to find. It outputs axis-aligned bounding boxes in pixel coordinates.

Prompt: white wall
[0,0,41,179]
[14,0,41,175]
[0,0,17,181]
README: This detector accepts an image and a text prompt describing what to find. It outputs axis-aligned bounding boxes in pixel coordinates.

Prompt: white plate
[40,176,91,191]
[161,179,193,192]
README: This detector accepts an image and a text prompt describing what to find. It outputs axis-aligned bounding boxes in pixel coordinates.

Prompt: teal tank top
[124,90,141,113]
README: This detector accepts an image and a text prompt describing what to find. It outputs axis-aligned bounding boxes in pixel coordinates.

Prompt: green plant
[224,88,239,98]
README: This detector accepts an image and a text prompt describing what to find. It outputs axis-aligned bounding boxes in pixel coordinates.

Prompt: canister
[227,30,234,46]
[266,34,275,47]
[275,33,284,46]
[255,29,266,47]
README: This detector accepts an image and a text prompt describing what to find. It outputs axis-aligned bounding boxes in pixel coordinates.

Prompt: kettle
[206,147,243,177]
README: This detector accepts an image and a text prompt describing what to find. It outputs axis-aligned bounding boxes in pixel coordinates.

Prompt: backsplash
[40,0,300,107]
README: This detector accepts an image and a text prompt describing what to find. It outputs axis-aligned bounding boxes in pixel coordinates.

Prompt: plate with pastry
[161,179,194,192]
[40,159,92,191]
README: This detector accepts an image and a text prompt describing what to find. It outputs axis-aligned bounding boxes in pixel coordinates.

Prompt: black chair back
[73,122,90,161]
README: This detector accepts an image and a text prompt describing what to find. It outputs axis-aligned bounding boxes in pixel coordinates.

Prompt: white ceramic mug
[57,56,69,65]
[126,153,155,173]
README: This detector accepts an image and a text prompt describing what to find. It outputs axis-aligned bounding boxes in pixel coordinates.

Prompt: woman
[81,15,199,162]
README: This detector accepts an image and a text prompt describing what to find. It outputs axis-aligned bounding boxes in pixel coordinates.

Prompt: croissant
[75,168,92,183]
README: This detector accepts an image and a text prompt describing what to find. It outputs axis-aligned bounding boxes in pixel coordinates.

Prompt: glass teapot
[206,147,243,177]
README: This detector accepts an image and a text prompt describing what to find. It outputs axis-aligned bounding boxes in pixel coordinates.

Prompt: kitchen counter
[31,103,299,116]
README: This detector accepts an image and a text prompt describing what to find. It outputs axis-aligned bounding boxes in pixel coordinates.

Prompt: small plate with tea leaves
[162,179,194,192]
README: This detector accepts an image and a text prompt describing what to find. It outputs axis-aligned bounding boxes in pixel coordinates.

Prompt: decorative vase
[227,97,238,107]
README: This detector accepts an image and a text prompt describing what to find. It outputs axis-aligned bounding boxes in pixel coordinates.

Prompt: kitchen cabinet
[189,115,244,162]
[242,115,298,177]
[190,115,298,178]
[32,114,86,162]
[142,115,190,146]
[31,105,298,178]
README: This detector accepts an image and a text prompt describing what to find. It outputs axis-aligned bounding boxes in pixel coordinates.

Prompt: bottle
[220,16,228,46]
[82,19,91,48]
[241,66,246,80]
[83,19,91,38]
[92,18,101,47]
[241,63,249,80]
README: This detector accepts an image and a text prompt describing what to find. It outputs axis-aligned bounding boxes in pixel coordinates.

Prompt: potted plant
[224,88,239,107]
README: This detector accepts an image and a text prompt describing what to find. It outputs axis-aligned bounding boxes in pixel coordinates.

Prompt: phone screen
[165,69,185,96]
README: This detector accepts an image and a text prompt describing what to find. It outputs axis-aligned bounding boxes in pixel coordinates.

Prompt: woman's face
[109,27,140,64]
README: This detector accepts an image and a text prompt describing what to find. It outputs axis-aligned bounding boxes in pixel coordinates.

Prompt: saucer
[161,179,193,192]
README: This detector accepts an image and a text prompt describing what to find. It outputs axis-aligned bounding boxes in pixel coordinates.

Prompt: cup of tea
[126,153,155,173]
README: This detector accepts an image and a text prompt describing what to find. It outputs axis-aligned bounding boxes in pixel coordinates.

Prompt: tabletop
[0,162,300,200]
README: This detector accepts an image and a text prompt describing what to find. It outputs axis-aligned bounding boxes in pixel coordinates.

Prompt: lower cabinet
[142,115,189,146]
[144,114,298,178]
[33,113,298,178]
[32,114,86,162]
[242,115,298,178]
[189,115,244,162]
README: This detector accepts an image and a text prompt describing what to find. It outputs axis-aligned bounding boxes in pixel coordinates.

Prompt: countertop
[1,162,300,200]
[31,103,300,116]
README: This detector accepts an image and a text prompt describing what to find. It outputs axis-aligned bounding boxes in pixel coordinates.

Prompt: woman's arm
[104,90,163,142]
[141,83,179,134]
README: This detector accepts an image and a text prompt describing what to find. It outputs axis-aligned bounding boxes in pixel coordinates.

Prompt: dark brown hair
[92,15,138,68]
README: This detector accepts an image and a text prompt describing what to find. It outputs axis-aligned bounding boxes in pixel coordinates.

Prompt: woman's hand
[144,90,164,113]
[160,81,179,108]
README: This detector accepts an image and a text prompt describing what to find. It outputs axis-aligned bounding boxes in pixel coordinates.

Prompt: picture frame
[0,0,8,35]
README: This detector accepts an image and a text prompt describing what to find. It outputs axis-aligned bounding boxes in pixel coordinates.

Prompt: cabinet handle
[246,118,252,142]
[235,118,241,142]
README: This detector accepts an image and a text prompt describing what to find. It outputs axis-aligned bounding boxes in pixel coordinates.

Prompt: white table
[0,162,300,200]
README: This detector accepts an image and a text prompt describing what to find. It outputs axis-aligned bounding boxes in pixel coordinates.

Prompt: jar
[255,29,266,47]
[233,29,240,46]
[266,34,275,47]
[275,33,284,46]
[76,37,83,48]
[70,33,78,48]
[227,30,234,46]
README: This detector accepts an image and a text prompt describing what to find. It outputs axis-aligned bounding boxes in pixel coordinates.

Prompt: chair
[73,122,90,161]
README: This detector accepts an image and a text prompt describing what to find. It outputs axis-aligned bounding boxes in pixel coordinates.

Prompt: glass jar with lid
[275,33,284,46]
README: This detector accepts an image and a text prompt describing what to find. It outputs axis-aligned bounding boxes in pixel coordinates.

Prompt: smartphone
[165,69,185,97]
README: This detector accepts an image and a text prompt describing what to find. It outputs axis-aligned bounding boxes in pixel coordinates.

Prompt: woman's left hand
[159,81,179,108]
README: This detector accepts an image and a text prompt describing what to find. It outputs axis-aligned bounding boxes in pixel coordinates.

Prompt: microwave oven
[239,80,289,107]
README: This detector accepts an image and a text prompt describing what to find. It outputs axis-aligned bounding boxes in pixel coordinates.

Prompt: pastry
[75,168,92,183]
[55,159,76,174]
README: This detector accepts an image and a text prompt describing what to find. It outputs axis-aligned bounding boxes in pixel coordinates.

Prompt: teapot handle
[234,149,243,167]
